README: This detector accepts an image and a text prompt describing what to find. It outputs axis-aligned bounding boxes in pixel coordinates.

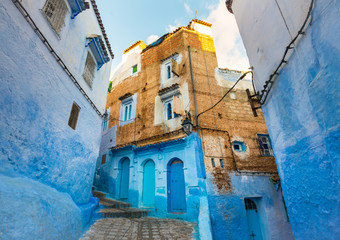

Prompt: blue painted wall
[95,133,212,239]
[206,173,294,240]
[260,1,340,238]
[0,1,111,239]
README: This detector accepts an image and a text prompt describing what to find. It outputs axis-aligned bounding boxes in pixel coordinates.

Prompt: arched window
[167,102,173,119]
[167,65,171,79]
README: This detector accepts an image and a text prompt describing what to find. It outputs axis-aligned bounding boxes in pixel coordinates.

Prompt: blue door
[245,198,263,240]
[119,158,130,199]
[168,160,186,212]
[142,160,155,207]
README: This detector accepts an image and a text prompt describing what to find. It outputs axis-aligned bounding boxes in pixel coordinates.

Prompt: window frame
[42,0,69,35]
[161,55,178,84]
[68,102,80,130]
[219,159,224,168]
[257,134,274,156]
[163,97,179,121]
[123,101,133,121]
[119,95,136,126]
[211,158,215,168]
[132,64,138,75]
[232,141,246,152]
[82,50,97,88]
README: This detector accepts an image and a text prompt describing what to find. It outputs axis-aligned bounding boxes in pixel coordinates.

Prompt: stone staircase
[92,190,150,219]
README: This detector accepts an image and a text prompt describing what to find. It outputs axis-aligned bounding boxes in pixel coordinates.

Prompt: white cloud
[146,35,159,44]
[205,0,249,71]
[166,24,180,32]
[184,3,193,15]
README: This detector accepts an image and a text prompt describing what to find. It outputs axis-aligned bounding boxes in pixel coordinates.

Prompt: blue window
[67,0,90,19]
[211,158,215,167]
[164,99,175,120]
[119,95,136,126]
[85,35,110,70]
[161,55,178,84]
[233,141,246,152]
[167,102,172,120]
[257,134,273,156]
[123,103,132,121]
[220,159,224,168]
[167,65,171,79]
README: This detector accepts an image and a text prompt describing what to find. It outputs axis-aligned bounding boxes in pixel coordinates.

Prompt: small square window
[43,0,68,35]
[82,52,96,88]
[230,92,236,99]
[257,134,274,156]
[233,141,246,152]
[68,102,80,130]
[132,64,138,74]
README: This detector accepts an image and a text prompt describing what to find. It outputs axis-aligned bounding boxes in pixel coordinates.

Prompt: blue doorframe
[245,198,264,240]
[119,158,130,200]
[142,160,155,207]
[167,158,186,213]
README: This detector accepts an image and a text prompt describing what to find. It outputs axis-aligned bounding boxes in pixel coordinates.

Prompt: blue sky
[95,0,249,74]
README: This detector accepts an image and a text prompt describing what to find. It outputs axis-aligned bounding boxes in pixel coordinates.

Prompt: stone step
[99,197,131,209]
[99,208,150,219]
[92,190,107,199]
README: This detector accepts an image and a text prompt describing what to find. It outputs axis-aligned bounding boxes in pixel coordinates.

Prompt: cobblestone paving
[80,217,196,240]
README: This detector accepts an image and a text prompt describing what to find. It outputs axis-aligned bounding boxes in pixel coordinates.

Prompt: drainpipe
[188,46,200,135]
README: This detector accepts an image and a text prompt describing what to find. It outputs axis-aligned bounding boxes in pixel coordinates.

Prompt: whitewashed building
[0,0,113,239]
[226,0,340,239]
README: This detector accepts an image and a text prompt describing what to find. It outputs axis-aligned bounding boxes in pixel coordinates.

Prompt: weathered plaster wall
[0,1,110,239]
[206,172,293,240]
[231,0,340,238]
[111,42,144,87]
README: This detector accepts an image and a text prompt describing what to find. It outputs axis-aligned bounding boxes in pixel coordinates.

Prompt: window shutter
[173,95,183,116]
[43,0,68,34]
[82,52,96,88]
[68,102,80,130]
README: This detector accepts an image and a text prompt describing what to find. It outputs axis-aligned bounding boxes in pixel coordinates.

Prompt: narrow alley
[1,0,339,240]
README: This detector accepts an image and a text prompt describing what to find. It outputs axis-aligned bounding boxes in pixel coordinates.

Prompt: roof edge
[188,19,212,27]
[123,40,146,54]
[90,0,114,59]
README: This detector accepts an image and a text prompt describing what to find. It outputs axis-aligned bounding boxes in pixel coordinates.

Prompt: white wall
[232,0,312,93]
[21,0,111,113]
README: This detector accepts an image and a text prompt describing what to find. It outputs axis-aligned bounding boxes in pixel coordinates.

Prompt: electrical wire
[258,0,315,105]
[197,71,252,119]
[11,0,106,118]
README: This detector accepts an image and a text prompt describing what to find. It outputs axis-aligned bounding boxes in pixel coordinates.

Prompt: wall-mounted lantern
[181,115,193,136]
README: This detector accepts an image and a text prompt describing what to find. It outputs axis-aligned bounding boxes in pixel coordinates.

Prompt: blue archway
[167,158,186,212]
[142,159,155,207]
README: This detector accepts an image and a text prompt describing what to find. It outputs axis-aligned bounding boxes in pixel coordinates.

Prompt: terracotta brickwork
[107,20,278,177]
